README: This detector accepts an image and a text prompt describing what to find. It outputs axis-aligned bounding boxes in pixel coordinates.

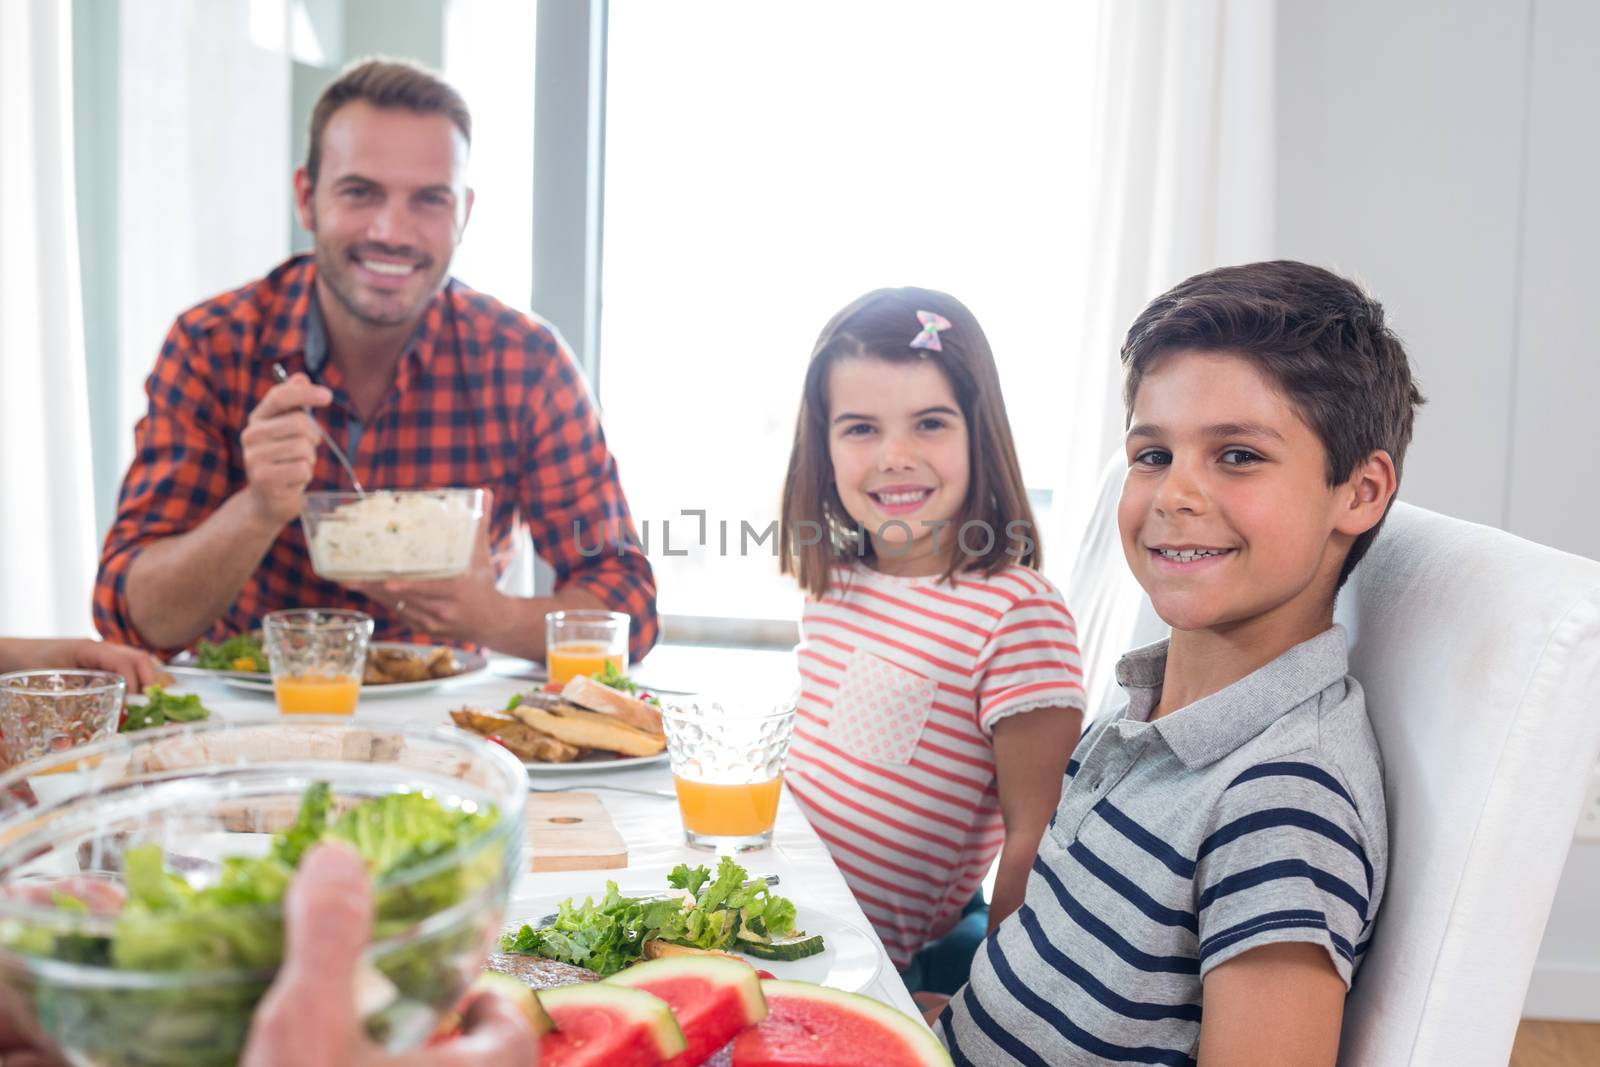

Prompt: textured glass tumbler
[0,670,125,773]
[263,609,373,715]
[660,701,797,852]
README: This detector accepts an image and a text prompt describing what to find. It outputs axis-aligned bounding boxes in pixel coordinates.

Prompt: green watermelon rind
[472,971,554,1035]
[748,980,953,1066]
[603,955,768,1028]
[536,982,688,1059]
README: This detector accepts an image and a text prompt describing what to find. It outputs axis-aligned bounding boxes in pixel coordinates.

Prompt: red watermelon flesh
[605,956,768,1067]
[536,982,687,1067]
[730,980,953,1067]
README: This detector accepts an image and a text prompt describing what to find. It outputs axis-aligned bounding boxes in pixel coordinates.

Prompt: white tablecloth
[179,644,921,1020]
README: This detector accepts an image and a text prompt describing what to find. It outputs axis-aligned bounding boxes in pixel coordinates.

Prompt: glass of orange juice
[659,700,797,852]
[262,609,372,715]
[545,610,629,686]
[0,670,125,775]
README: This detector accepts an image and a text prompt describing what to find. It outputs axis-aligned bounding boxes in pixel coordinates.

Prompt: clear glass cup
[262,609,373,715]
[659,700,797,852]
[545,609,629,686]
[0,670,126,775]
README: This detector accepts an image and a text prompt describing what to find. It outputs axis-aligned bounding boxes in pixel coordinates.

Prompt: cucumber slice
[740,932,825,961]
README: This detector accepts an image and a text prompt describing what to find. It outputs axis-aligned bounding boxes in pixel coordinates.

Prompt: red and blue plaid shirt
[95,255,658,659]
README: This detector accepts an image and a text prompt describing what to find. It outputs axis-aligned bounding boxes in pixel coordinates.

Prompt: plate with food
[168,636,488,696]
[495,857,882,993]
[451,669,670,771]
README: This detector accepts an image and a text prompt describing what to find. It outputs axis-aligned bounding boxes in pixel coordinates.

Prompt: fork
[271,362,365,495]
[527,783,676,799]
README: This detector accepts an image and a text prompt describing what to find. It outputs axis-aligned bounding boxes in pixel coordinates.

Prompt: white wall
[1276,0,1600,1021]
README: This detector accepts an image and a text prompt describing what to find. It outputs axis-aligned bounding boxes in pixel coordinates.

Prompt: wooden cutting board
[525,791,628,872]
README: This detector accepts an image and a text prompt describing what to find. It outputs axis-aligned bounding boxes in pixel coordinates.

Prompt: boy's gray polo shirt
[939,625,1387,1067]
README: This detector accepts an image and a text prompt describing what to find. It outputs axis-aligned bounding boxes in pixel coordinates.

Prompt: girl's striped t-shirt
[785,563,1086,968]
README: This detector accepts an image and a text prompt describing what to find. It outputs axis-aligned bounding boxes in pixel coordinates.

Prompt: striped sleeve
[1193,758,1377,987]
[973,575,1086,735]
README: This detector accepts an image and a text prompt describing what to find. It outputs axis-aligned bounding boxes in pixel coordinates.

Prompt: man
[94,59,656,662]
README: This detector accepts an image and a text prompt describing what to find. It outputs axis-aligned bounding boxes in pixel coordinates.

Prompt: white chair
[1063,453,1600,1066]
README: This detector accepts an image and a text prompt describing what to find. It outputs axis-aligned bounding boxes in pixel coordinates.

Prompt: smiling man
[94,59,657,662]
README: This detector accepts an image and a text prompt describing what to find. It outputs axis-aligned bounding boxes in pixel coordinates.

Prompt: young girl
[778,287,1085,993]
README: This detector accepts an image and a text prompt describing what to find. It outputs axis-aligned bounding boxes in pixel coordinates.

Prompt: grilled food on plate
[448,709,581,763]
[510,698,666,758]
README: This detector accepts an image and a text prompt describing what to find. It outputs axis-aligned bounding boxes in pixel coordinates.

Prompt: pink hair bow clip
[909,310,953,352]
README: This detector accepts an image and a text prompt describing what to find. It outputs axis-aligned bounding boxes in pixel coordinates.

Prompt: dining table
[171,641,924,1023]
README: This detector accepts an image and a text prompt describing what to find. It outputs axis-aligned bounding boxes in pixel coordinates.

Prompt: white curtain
[115,0,292,462]
[0,0,99,637]
[1055,0,1277,710]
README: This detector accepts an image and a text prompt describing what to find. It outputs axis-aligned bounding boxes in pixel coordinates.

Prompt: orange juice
[28,757,102,777]
[673,775,784,837]
[547,641,625,686]
[274,674,361,715]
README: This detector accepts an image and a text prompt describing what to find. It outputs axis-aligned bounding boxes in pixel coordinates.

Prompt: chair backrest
[1064,454,1600,1066]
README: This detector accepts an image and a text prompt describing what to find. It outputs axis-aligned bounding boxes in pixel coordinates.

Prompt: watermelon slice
[605,956,768,1067]
[427,971,553,1045]
[536,983,687,1067]
[730,980,952,1067]
[472,972,553,1035]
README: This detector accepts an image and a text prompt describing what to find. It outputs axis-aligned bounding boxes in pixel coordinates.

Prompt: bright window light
[600,0,1097,622]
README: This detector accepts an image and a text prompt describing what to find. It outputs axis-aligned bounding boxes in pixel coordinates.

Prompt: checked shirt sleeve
[94,320,235,651]
[517,333,659,661]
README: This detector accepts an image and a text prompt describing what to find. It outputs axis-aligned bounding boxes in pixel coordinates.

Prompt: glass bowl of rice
[302,489,484,582]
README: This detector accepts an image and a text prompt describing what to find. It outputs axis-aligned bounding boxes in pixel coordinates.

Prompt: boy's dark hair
[1121,260,1424,587]
[306,58,472,186]
[780,287,1039,599]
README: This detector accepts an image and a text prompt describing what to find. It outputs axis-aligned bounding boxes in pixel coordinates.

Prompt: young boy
[935,261,1423,1066]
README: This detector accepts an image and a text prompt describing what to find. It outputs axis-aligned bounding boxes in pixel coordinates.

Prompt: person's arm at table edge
[120,491,290,649]
[515,326,659,664]
[988,704,1082,931]
[113,372,330,651]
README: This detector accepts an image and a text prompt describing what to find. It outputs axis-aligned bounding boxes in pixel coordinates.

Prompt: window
[444,0,537,312]
[598,0,1097,627]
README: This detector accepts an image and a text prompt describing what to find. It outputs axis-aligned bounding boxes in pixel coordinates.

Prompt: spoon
[271,362,365,496]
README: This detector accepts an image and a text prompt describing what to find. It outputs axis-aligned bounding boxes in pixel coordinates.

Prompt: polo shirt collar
[1111,625,1350,769]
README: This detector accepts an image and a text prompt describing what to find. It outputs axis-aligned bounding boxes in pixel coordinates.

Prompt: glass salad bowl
[0,717,526,1067]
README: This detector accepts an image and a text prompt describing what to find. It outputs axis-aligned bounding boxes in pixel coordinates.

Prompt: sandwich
[559,675,664,737]
[510,699,666,757]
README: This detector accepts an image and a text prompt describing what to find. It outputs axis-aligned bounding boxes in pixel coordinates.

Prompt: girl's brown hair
[779,287,1039,599]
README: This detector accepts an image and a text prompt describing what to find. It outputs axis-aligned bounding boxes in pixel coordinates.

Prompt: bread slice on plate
[559,676,665,737]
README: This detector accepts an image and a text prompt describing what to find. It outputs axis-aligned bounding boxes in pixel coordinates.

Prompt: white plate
[178,644,490,698]
[502,903,881,992]
[523,750,669,774]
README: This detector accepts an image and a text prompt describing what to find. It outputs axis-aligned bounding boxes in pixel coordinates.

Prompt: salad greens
[119,686,211,732]
[193,634,268,673]
[499,856,803,976]
[588,661,658,705]
[3,782,505,1067]
[590,660,638,694]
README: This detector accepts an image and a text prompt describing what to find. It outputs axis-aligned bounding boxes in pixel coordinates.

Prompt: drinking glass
[0,670,125,774]
[545,610,629,686]
[659,700,796,852]
[262,609,372,715]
